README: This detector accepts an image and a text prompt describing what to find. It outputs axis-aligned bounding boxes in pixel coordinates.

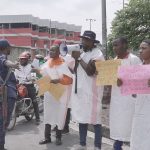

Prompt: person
[14,52,40,125]
[71,30,104,150]
[39,45,73,145]
[109,37,141,150]
[52,39,75,134]
[0,39,19,150]
[130,39,150,150]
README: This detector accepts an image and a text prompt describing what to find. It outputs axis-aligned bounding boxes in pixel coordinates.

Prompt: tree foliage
[107,0,150,57]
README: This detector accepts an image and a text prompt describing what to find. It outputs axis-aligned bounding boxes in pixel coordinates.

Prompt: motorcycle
[7,84,35,131]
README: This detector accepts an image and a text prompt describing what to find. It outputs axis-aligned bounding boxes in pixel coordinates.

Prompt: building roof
[0,14,82,32]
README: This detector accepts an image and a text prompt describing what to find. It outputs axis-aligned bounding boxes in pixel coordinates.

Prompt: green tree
[107,0,150,57]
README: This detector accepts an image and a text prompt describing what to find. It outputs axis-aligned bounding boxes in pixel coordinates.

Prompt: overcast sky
[0,0,128,42]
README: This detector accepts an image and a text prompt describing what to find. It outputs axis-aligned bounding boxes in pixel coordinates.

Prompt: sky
[0,0,128,42]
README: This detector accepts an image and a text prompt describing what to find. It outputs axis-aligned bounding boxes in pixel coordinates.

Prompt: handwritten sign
[95,59,121,85]
[36,76,65,100]
[118,65,150,95]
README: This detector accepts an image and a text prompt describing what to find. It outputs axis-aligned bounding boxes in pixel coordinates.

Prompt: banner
[95,59,121,85]
[118,65,150,95]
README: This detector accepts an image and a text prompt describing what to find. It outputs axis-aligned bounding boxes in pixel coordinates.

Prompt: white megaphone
[59,42,83,56]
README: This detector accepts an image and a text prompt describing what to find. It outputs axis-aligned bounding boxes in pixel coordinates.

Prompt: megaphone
[59,42,83,56]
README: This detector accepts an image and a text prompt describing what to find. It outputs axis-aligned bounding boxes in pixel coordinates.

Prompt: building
[0,14,82,60]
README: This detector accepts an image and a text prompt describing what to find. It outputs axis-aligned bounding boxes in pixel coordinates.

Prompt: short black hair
[115,37,128,45]
[143,39,150,46]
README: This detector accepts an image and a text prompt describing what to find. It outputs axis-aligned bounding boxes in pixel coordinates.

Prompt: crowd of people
[0,30,150,150]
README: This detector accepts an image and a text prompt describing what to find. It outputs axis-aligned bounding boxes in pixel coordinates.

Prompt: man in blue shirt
[0,39,19,150]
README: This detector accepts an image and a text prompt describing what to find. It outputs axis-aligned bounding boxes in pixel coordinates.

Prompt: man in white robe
[109,37,141,150]
[71,31,104,150]
[39,45,73,146]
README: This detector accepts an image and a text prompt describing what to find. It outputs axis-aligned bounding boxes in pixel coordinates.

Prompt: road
[5,114,129,150]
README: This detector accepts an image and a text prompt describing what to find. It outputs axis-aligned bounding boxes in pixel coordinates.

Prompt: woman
[130,39,150,150]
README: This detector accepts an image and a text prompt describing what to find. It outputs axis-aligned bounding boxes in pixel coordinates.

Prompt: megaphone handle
[75,72,77,94]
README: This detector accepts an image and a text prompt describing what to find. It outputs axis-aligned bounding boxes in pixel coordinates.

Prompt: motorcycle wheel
[24,107,34,121]
[7,103,17,131]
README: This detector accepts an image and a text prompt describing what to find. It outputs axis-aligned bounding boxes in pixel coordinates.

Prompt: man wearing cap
[15,52,40,125]
[71,30,104,150]
[0,39,19,150]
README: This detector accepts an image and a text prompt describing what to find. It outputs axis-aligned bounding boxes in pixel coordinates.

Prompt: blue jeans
[0,98,15,144]
[113,140,123,150]
[79,123,102,149]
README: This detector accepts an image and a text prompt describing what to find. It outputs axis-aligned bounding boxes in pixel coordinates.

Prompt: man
[0,39,19,150]
[39,45,73,145]
[52,40,75,134]
[15,52,40,125]
[109,37,141,150]
[71,30,104,150]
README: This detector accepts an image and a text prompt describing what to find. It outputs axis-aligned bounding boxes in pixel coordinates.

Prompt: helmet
[19,52,29,59]
[35,54,44,59]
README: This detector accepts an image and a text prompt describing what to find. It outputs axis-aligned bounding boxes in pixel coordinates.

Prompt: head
[139,39,150,61]
[19,52,29,66]
[0,39,12,55]
[112,37,128,56]
[79,30,99,52]
[49,45,60,59]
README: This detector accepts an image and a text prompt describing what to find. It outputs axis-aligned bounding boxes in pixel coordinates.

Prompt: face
[20,58,28,66]
[49,46,60,58]
[1,46,11,55]
[112,40,126,56]
[81,38,94,51]
[139,42,150,61]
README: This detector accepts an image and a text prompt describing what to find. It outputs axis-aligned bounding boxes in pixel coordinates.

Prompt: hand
[50,79,60,84]
[72,51,81,60]
[132,94,137,98]
[13,62,20,70]
[117,78,123,87]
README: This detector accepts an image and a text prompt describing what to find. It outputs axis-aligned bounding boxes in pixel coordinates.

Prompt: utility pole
[86,18,96,31]
[101,0,107,59]
[123,0,125,8]
[49,19,52,48]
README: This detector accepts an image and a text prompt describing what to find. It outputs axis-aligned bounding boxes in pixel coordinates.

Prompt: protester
[0,39,19,150]
[14,52,40,125]
[71,30,104,150]
[109,37,141,150]
[39,45,73,145]
[52,39,75,134]
[130,39,150,150]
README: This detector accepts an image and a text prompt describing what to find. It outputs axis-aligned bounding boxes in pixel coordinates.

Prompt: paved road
[5,114,129,150]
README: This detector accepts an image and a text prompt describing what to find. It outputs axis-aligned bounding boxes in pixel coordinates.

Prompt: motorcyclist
[14,52,40,125]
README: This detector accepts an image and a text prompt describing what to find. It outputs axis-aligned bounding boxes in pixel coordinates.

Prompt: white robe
[110,53,141,141]
[71,47,104,124]
[41,61,72,130]
[130,94,150,150]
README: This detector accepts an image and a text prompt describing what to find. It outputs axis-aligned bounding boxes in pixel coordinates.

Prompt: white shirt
[15,64,33,84]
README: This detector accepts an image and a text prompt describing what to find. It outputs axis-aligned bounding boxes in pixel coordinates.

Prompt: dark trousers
[113,140,123,150]
[79,123,102,149]
[63,108,70,130]
[0,98,15,145]
[25,84,40,120]
[45,124,62,139]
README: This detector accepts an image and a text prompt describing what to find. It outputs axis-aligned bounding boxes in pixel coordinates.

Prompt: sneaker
[39,138,51,145]
[72,144,87,150]
[55,138,62,145]
[62,128,69,135]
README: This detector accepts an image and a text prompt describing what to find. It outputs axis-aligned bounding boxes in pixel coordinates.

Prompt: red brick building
[0,15,81,59]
